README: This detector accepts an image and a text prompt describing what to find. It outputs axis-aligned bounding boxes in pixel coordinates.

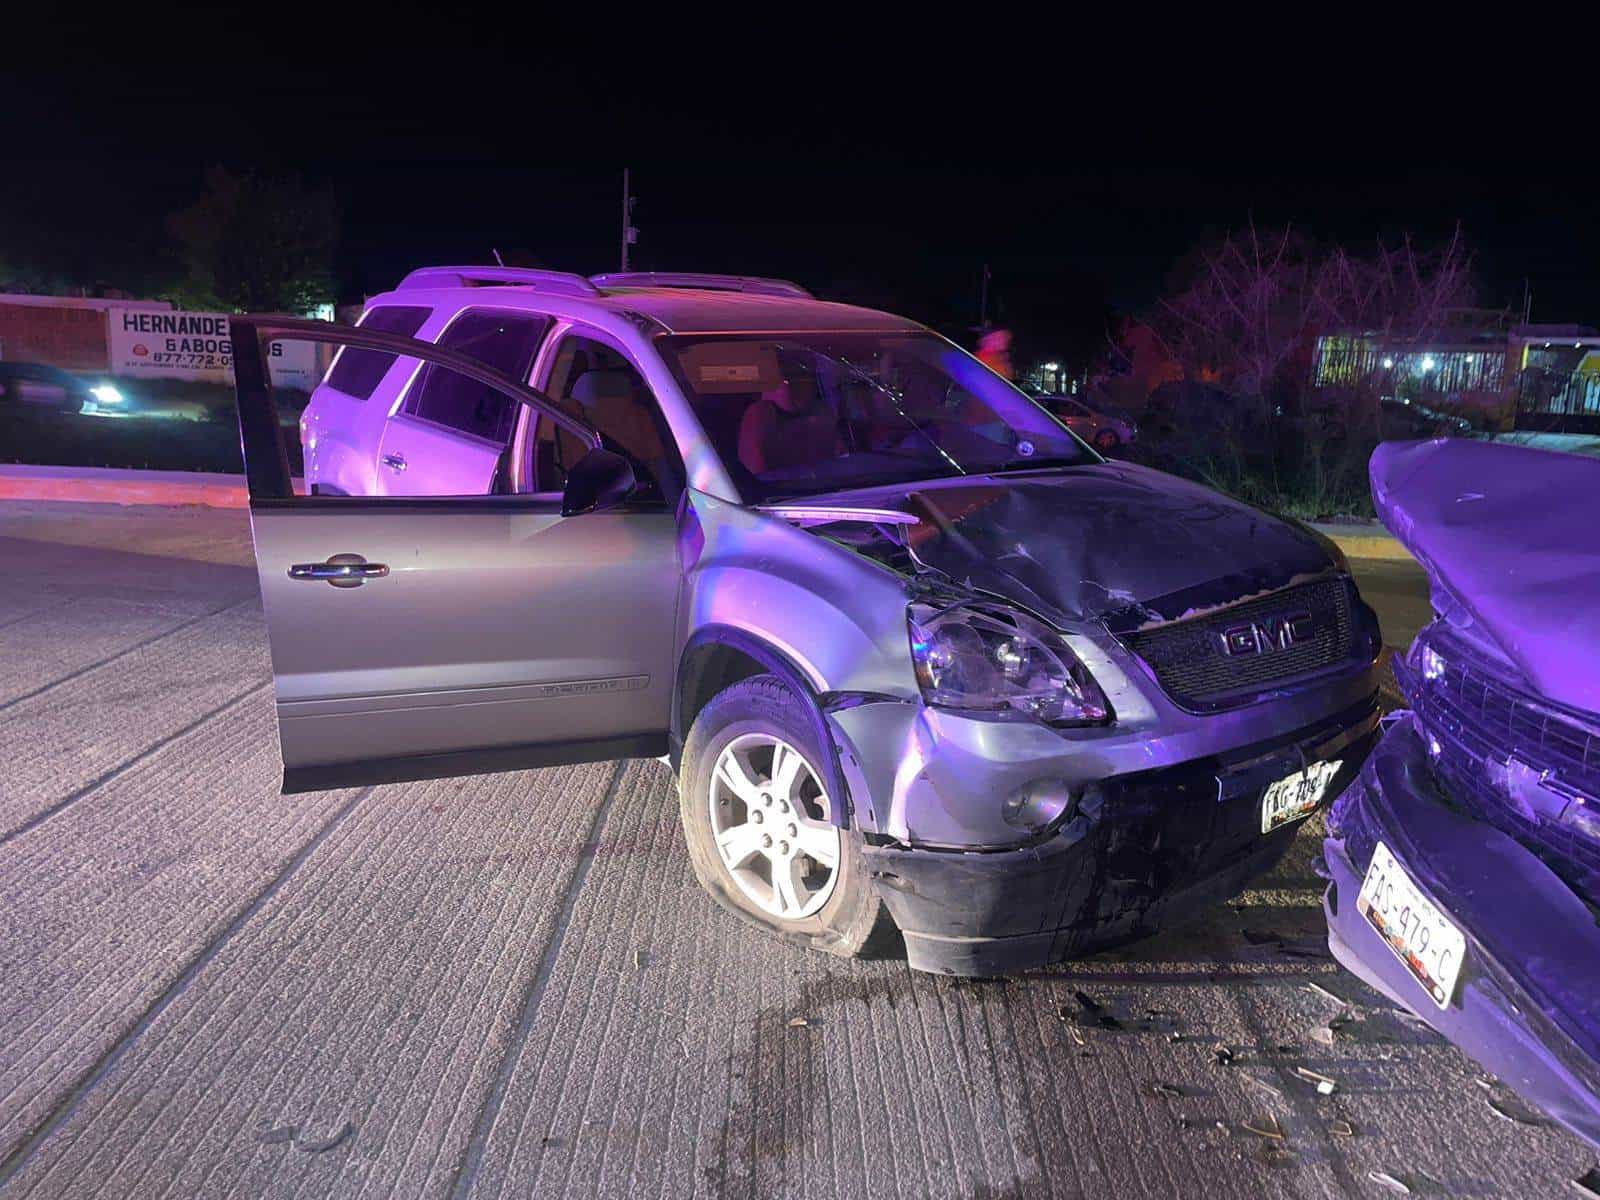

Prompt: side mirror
[562,447,637,517]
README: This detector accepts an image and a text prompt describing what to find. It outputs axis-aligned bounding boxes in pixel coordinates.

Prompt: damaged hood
[800,462,1336,625]
[1372,439,1600,714]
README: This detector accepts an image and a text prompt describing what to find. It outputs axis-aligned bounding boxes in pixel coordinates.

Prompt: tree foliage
[1155,222,1477,412]
[167,167,337,313]
[1130,223,1481,518]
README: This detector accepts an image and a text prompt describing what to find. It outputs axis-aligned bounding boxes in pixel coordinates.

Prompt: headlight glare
[908,602,1111,725]
[1420,643,1445,681]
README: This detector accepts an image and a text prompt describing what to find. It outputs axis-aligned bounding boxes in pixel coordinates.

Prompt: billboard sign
[107,308,318,387]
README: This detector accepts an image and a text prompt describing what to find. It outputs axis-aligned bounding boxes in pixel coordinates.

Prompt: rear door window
[325,305,431,399]
[402,311,549,444]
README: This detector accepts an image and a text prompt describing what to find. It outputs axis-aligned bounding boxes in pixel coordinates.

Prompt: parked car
[0,361,127,415]
[1379,394,1474,438]
[229,266,1382,976]
[1036,392,1138,452]
[1325,439,1600,1147]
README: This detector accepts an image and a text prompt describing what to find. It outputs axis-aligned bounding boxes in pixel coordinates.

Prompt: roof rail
[589,272,813,299]
[396,266,600,297]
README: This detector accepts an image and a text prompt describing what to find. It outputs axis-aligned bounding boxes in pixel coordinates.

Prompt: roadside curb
[0,465,249,508]
[1311,522,1413,563]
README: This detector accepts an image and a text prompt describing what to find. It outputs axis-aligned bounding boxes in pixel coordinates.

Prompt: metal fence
[1515,368,1600,433]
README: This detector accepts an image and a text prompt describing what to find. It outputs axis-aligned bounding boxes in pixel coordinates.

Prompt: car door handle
[381,453,407,472]
[288,554,390,588]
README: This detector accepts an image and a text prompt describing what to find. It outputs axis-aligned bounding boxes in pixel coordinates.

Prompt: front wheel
[1093,428,1121,452]
[679,674,888,958]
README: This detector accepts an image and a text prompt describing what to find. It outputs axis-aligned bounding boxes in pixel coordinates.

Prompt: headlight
[89,384,124,405]
[907,602,1111,725]
[1419,643,1445,682]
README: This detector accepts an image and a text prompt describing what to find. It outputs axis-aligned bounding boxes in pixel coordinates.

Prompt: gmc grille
[1117,577,1357,708]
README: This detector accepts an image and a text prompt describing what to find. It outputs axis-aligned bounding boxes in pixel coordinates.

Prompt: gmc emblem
[1220,610,1315,656]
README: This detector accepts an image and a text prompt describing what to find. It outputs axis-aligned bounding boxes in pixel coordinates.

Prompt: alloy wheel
[707,733,840,920]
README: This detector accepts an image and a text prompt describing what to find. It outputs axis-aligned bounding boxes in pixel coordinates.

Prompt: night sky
[4,12,1593,366]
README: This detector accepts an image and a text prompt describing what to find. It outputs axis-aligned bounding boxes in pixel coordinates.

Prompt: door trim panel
[282,731,668,794]
[278,673,650,717]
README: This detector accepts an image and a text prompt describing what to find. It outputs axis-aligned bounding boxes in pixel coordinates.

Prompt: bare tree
[1159,224,1319,413]
[1139,221,1478,516]
[1158,225,1475,396]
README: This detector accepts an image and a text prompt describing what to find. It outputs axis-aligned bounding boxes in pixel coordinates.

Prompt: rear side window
[401,311,549,444]
[324,305,431,400]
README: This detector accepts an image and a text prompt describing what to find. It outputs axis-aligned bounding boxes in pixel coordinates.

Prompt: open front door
[231,317,681,793]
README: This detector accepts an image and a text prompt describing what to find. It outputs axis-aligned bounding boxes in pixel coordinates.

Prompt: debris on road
[1482,1080,1554,1127]
[1147,1081,1184,1100]
[1305,975,1383,1008]
[1310,1010,1357,1047]
[298,1123,354,1153]
[1242,928,1333,959]
[1293,1066,1337,1096]
[258,1125,295,1145]
[1253,1142,1299,1170]
[1330,1117,1356,1137]
[786,1016,810,1028]
[1242,1114,1285,1141]
[1368,1169,1412,1194]
[1068,991,1123,1031]
[1240,1074,1285,1103]
[1213,1044,1235,1066]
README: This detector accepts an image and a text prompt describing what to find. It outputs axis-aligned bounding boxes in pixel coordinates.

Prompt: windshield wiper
[983,456,1091,474]
[825,351,966,476]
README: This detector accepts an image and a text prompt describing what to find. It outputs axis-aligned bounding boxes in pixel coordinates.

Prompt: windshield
[661,331,1095,502]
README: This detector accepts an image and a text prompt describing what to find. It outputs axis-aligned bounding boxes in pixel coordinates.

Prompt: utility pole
[620,168,638,272]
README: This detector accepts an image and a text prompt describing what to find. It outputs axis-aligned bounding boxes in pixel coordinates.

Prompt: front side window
[532,334,680,503]
[662,332,1092,502]
[401,310,549,443]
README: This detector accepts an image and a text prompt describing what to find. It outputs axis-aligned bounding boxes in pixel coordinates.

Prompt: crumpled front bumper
[863,696,1378,976]
[1323,714,1600,1149]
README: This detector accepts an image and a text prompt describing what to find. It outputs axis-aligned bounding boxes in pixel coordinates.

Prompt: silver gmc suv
[228,266,1382,975]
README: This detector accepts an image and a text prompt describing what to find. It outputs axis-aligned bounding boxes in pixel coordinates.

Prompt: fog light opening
[1001,778,1076,833]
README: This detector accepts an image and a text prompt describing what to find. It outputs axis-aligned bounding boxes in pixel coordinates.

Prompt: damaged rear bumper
[863,696,1378,976]
[1323,715,1600,1149]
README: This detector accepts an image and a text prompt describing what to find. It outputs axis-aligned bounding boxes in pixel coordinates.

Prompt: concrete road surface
[0,501,1590,1199]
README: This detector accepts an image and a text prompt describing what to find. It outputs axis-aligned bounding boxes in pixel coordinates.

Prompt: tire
[1093,429,1120,452]
[679,674,889,959]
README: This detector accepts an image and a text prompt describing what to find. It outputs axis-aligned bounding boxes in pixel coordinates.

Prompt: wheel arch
[674,625,853,828]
